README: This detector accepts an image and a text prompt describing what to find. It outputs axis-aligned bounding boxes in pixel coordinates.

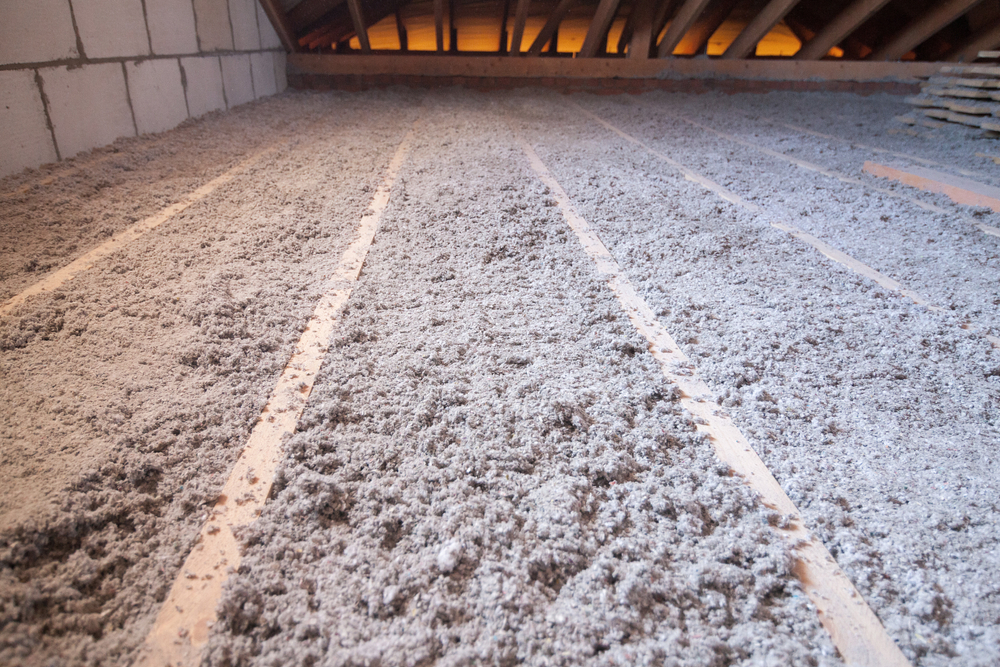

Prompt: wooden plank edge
[863,161,1000,213]
[517,133,913,667]
[288,53,940,81]
[135,117,422,667]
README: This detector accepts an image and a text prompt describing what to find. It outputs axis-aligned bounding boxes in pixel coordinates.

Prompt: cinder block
[257,1,283,50]
[273,50,288,92]
[0,70,58,177]
[220,54,255,108]
[40,63,135,159]
[73,0,150,59]
[250,52,276,98]
[180,56,227,117]
[229,0,261,51]
[0,0,79,65]
[193,0,235,51]
[147,0,200,55]
[126,59,189,134]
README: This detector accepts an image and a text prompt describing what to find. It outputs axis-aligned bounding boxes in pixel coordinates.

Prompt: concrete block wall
[0,0,288,178]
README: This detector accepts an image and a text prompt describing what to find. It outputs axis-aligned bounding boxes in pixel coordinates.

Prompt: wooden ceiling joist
[721,0,802,59]
[657,0,714,57]
[794,0,891,60]
[946,18,1000,62]
[528,0,580,55]
[870,0,985,61]
[579,0,624,57]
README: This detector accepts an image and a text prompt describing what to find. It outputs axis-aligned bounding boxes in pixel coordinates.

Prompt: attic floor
[1,88,998,667]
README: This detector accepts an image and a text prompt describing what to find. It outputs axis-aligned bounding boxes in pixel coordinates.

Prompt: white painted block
[274,50,288,92]
[126,59,189,135]
[257,0,283,50]
[73,0,150,59]
[0,70,58,177]
[147,0,200,55]
[193,0,235,51]
[40,64,136,159]
[220,54,255,108]
[0,0,79,65]
[180,56,227,117]
[250,52,277,98]
[230,0,261,50]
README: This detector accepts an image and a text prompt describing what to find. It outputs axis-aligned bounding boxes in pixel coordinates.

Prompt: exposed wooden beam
[449,0,458,52]
[946,17,1000,61]
[290,51,941,81]
[435,0,445,51]
[617,12,635,54]
[657,0,713,57]
[258,0,301,52]
[346,0,371,52]
[499,0,511,52]
[871,0,985,61]
[509,0,531,54]
[651,0,679,44]
[288,0,344,33]
[628,0,656,58]
[302,24,338,49]
[795,0,891,60]
[528,0,579,56]
[722,0,802,59]
[675,0,739,56]
[395,9,409,51]
[580,0,624,57]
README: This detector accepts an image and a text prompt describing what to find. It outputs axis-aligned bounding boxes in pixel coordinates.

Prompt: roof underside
[258,0,1000,62]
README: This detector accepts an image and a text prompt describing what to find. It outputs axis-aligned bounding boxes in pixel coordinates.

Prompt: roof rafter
[258,0,301,51]
[628,0,656,58]
[528,0,580,55]
[657,0,713,57]
[722,0,802,59]
[579,0,624,57]
[346,0,372,52]
[947,17,1000,61]
[509,0,532,54]
[676,0,740,56]
[871,0,984,61]
[794,0,891,60]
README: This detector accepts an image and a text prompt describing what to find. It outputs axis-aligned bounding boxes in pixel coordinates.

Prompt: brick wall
[0,0,288,178]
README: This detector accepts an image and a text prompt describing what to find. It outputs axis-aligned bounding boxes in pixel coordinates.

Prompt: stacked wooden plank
[900,54,1000,135]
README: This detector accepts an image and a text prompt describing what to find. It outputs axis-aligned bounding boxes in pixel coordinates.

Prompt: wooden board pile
[900,51,1000,136]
